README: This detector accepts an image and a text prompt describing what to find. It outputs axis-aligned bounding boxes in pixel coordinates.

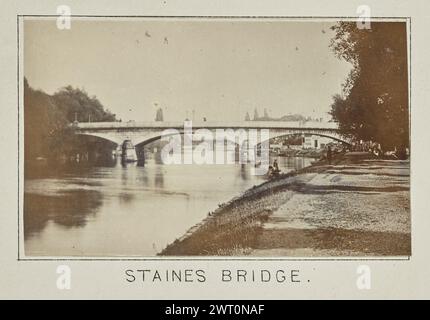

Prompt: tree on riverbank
[24,79,117,163]
[329,22,409,152]
[52,85,116,123]
[24,78,64,161]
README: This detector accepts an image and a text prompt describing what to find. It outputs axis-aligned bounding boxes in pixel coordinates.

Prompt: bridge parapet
[70,120,349,147]
[72,120,338,130]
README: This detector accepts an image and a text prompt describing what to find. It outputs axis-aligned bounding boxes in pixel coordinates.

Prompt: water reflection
[154,166,165,189]
[24,189,102,239]
[24,156,313,257]
[240,164,250,180]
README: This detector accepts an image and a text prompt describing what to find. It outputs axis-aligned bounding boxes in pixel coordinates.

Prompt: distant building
[269,143,283,153]
[303,134,333,149]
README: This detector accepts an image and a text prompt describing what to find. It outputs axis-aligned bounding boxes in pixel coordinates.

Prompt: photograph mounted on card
[20,15,410,259]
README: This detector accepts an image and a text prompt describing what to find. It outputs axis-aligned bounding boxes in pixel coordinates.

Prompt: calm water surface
[24,156,312,256]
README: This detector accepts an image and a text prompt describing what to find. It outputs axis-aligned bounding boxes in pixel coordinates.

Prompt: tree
[253,108,259,121]
[52,86,116,123]
[244,112,250,121]
[263,108,269,118]
[279,114,307,122]
[24,78,65,161]
[24,79,117,163]
[329,22,409,151]
[155,107,164,121]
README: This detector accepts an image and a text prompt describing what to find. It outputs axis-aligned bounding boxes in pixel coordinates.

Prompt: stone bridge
[71,120,349,148]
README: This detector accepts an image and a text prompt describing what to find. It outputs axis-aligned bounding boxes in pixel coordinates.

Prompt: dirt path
[160,154,410,257]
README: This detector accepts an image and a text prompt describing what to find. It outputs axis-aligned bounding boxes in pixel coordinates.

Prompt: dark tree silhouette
[24,79,117,165]
[52,86,116,123]
[329,22,409,151]
[244,112,250,121]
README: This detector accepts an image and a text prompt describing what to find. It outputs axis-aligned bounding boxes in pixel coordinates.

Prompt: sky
[24,18,353,122]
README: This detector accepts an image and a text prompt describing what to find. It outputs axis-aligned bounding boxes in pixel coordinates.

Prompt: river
[24,156,313,257]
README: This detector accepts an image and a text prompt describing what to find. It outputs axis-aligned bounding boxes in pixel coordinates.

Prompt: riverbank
[160,152,410,256]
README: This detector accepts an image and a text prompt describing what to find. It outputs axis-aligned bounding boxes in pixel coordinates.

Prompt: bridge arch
[133,130,244,148]
[74,132,122,146]
[264,131,352,146]
[71,122,350,149]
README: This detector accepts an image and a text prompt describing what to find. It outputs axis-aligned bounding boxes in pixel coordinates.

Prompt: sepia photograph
[22,17,410,258]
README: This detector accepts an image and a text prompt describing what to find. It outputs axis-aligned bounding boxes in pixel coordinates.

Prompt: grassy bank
[159,156,335,256]
[160,152,410,256]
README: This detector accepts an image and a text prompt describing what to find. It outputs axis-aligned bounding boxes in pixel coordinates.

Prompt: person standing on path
[273,159,279,172]
[327,146,332,165]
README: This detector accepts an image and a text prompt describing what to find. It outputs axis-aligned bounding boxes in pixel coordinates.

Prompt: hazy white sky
[24,18,352,122]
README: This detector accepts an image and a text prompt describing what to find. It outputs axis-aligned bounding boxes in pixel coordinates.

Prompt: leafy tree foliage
[24,79,117,163]
[329,22,409,150]
[52,85,116,123]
